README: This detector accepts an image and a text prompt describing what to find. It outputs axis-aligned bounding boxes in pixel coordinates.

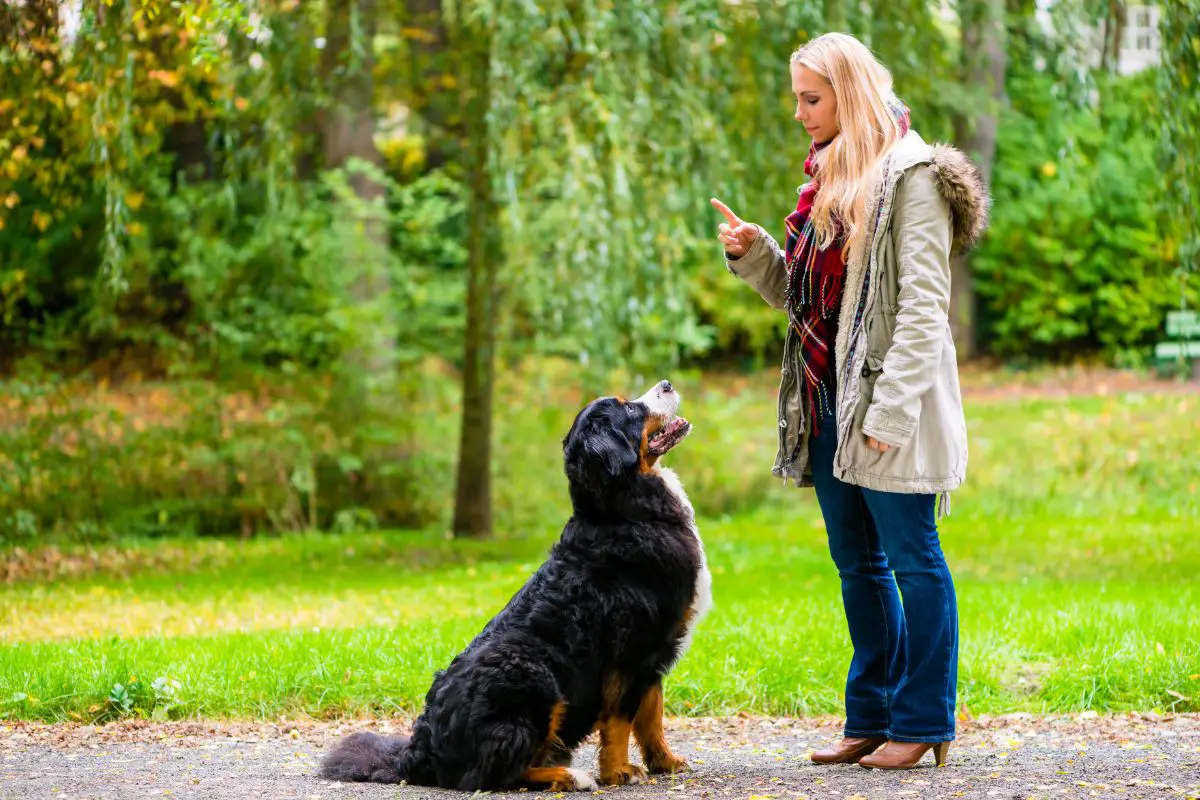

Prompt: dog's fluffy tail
[320,731,411,783]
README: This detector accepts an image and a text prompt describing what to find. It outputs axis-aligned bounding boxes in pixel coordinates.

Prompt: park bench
[1155,309,1200,379]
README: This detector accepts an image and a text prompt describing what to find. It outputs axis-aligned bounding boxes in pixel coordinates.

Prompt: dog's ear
[583,428,638,477]
[563,398,640,482]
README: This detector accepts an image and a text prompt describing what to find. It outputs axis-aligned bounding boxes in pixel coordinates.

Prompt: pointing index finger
[710,197,741,226]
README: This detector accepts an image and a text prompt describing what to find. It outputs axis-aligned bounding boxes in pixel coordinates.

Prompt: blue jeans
[808,406,959,743]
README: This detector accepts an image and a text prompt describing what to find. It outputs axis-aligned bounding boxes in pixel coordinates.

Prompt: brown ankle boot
[809,736,887,765]
[858,740,951,769]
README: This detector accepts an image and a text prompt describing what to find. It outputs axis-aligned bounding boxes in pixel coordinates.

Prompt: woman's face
[791,63,839,144]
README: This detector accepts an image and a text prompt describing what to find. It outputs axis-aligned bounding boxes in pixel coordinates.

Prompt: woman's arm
[712,197,789,312]
[724,226,790,311]
[862,164,952,448]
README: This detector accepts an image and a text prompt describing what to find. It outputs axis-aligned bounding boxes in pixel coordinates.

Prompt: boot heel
[933,742,950,766]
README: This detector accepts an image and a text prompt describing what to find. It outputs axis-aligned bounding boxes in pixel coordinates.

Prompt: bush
[0,362,455,544]
[972,69,1197,363]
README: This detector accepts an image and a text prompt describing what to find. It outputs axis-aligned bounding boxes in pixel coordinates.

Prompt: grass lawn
[1,372,1198,722]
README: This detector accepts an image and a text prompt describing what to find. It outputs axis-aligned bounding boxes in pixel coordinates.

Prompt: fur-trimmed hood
[928,143,991,256]
[886,133,991,256]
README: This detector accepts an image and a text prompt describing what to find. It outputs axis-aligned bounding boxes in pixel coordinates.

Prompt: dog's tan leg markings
[521,767,597,792]
[596,673,645,785]
[598,717,646,785]
[532,700,572,767]
[633,684,689,774]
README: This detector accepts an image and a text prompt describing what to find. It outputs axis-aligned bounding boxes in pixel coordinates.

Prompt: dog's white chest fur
[657,467,712,657]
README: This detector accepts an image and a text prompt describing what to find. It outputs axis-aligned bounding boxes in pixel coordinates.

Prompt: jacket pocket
[859,363,882,409]
[864,305,898,370]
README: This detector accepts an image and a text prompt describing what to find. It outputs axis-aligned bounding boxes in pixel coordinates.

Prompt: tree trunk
[1110,2,1126,75]
[451,14,498,539]
[321,0,396,382]
[952,0,1007,360]
[1102,0,1127,74]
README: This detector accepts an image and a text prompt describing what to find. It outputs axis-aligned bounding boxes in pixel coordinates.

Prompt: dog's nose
[660,380,673,393]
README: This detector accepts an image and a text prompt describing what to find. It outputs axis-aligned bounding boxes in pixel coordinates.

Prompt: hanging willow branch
[489,0,742,382]
[78,0,140,291]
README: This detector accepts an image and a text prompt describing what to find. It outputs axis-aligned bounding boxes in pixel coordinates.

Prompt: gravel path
[4,714,1198,800]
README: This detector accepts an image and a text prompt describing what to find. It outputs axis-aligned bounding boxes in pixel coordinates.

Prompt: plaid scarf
[784,101,911,437]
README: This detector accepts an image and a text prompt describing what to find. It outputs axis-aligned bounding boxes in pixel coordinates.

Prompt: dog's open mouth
[647,416,692,456]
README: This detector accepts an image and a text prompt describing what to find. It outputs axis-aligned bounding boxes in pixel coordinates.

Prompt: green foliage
[2,1,1191,374]
[2,0,1199,543]
[1159,0,1200,276]
[972,69,1194,362]
[487,0,729,382]
[0,363,454,543]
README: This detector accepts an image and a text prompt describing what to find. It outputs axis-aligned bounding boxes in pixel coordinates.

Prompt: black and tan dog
[320,380,711,791]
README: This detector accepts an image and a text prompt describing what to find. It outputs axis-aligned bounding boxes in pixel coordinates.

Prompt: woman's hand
[711,198,759,258]
[866,436,891,452]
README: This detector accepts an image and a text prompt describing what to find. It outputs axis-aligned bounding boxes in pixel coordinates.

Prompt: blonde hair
[790,33,905,261]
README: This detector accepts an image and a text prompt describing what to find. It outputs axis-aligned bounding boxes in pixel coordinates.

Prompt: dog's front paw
[600,763,647,786]
[549,768,598,792]
[647,753,690,774]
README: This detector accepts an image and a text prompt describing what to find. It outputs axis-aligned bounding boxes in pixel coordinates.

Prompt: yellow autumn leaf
[11,145,28,162]
[125,191,145,211]
[32,210,51,232]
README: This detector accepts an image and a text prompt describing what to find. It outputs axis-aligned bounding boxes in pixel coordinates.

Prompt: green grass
[1,374,1198,722]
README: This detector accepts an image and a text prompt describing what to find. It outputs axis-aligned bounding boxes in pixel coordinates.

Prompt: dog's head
[562,380,692,487]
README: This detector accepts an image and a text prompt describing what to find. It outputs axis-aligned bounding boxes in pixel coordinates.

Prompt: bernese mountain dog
[320,379,711,792]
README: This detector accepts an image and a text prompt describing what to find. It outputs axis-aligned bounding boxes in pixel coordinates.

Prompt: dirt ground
[4,713,1199,800]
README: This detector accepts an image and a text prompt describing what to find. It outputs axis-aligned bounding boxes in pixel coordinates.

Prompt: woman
[711,33,988,770]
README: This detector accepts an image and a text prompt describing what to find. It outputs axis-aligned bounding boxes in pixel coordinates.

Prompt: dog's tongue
[649,417,691,455]
[663,417,688,436]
